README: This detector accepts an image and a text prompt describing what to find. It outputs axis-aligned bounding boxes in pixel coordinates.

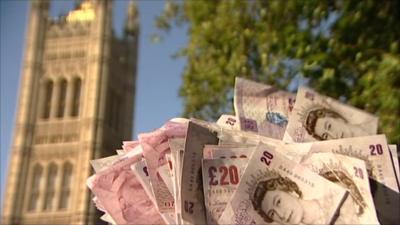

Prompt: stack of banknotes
[87,77,399,225]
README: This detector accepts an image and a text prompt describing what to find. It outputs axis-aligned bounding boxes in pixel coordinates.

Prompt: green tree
[156,0,400,142]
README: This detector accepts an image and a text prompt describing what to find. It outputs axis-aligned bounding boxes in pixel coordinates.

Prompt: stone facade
[1,0,139,224]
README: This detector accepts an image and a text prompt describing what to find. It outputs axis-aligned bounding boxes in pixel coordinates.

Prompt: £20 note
[234,77,295,139]
[218,144,348,225]
[302,153,380,225]
[283,87,378,142]
[202,158,248,224]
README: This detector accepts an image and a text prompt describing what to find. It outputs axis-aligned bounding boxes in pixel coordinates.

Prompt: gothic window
[43,163,57,211]
[58,162,72,210]
[71,78,81,117]
[41,80,53,119]
[27,164,43,211]
[56,79,67,118]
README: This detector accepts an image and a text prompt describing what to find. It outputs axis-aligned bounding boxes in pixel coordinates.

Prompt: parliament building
[2,0,138,224]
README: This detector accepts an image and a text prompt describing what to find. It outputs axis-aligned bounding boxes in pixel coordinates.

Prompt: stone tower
[1,0,139,224]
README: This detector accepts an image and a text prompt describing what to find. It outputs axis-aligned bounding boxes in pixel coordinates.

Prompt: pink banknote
[139,120,188,212]
[122,140,140,152]
[89,150,164,225]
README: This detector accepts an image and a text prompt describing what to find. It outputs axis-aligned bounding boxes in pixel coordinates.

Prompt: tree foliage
[155,0,400,142]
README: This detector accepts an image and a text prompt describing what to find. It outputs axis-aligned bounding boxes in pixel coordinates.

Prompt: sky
[0,0,187,205]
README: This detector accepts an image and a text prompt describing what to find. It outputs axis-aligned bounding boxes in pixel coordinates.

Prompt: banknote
[158,163,174,195]
[211,122,282,147]
[169,138,186,225]
[388,145,399,184]
[202,158,248,224]
[89,155,128,221]
[277,142,314,163]
[131,159,175,225]
[91,196,106,213]
[169,138,185,186]
[100,213,117,225]
[216,114,240,131]
[180,122,219,224]
[89,147,165,225]
[203,145,255,160]
[189,118,282,147]
[299,135,399,224]
[88,190,108,216]
[218,144,348,225]
[234,77,295,139]
[86,83,398,225]
[166,153,173,171]
[90,145,144,172]
[131,159,156,203]
[88,147,145,217]
[139,121,187,212]
[122,140,140,152]
[283,86,378,142]
[116,149,125,155]
[90,155,121,172]
[302,152,380,225]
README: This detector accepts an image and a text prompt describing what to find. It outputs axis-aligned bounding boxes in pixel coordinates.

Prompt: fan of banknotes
[87,77,399,225]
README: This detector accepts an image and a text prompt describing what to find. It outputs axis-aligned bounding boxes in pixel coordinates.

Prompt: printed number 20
[184,201,194,214]
[225,118,236,126]
[370,144,383,155]
[260,151,273,166]
[208,166,239,186]
[354,166,364,179]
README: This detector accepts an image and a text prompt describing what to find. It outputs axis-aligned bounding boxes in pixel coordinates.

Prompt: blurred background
[1,0,399,224]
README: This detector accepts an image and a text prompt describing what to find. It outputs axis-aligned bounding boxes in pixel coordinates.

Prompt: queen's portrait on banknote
[320,170,364,224]
[301,153,381,225]
[284,87,378,142]
[251,174,328,225]
[303,106,370,140]
[321,170,366,216]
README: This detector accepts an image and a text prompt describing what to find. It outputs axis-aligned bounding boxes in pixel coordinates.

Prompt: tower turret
[124,0,139,36]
